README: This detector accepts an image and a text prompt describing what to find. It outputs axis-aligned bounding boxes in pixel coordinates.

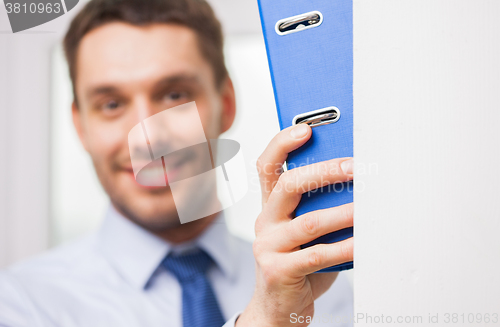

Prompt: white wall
[0,7,62,267]
[354,0,500,324]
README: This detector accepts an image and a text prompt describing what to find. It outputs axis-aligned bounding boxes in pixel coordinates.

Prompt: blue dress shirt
[0,205,353,327]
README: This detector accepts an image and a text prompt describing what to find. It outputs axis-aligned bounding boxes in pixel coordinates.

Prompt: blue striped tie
[162,249,225,327]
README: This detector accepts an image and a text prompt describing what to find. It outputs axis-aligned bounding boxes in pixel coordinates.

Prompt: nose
[127,97,173,182]
[136,98,174,156]
[134,96,160,123]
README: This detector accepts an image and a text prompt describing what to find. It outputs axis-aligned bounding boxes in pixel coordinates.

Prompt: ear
[219,76,236,134]
[72,102,90,153]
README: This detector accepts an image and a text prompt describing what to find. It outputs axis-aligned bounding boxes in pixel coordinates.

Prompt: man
[0,0,354,326]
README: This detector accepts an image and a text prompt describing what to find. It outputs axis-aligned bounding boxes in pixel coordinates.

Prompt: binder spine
[257,0,354,272]
[257,3,286,130]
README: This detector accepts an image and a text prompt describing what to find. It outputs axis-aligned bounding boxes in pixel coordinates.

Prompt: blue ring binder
[257,0,353,272]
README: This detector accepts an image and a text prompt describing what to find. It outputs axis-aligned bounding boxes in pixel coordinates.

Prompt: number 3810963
[5,2,62,14]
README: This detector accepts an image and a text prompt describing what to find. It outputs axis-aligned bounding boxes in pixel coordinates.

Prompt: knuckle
[256,155,264,170]
[256,156,266,176]
[252,240,262,257]
[301,213,319,236]
[258,255,281,285]
[254,216,265,235]
[307,248,323,268]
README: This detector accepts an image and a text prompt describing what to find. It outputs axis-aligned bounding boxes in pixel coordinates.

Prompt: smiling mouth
[126,151,194,188]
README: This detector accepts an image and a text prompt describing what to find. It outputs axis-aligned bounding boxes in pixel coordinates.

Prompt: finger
[257,124,312,205]
[286,237,354,277]
[273,203,353,251]
[266,157,354,219]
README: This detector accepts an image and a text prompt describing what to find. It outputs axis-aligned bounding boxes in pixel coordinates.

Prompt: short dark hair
[63,0,228,103]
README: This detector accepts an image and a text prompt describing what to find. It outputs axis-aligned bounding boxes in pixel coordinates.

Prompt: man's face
[72,22,234,231]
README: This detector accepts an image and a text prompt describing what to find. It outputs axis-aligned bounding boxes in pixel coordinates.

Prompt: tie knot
[162,249,214,282]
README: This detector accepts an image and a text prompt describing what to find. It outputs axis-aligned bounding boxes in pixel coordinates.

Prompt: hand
[236,123,354,327]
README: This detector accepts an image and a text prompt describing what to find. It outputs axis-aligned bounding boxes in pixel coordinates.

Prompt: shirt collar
[97,205,238,290]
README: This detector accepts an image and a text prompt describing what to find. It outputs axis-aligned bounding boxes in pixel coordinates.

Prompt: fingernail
[340,159,353,175]
[290,124,309,139]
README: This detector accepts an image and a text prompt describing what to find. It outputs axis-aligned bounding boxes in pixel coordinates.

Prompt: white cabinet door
[354,1,500,324]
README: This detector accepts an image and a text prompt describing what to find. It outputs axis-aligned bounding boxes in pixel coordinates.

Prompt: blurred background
[0,0,354,284]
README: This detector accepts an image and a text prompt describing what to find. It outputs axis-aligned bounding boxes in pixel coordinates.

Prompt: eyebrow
[86,86,120,99]
[85,74,202,100]
[152,74,201,92]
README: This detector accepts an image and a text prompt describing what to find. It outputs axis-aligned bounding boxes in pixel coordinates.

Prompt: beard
[110,192,183,232]
[92,141,219,234]
[91,153,182,232]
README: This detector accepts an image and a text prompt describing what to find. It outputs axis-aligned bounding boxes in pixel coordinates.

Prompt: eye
[103,99,120,110]
[96,99,124,117]
[163,90,189,102]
